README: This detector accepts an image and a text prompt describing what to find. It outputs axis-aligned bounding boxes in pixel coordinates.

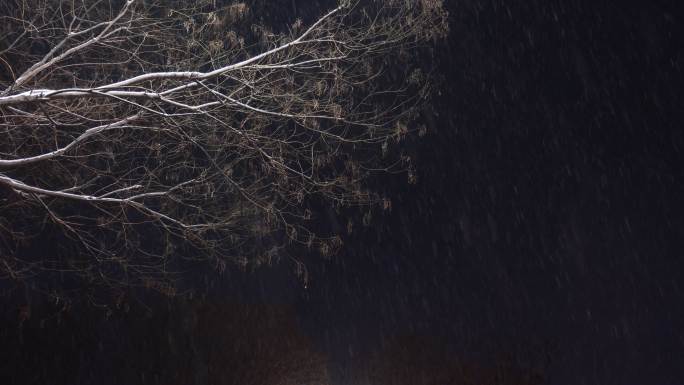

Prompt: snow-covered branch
[0,0,447,291]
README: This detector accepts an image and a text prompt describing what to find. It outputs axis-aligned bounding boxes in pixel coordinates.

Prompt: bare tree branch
[0,0,448,294]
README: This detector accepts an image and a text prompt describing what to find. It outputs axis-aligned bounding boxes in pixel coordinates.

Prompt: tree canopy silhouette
[0,0,447,294]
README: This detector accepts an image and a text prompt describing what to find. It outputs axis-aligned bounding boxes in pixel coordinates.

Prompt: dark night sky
[2,1,683,384]
[284,0,684,384]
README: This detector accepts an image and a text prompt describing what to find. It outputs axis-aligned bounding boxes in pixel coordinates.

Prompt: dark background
[2,0,683,384]
[298,0,684,383]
